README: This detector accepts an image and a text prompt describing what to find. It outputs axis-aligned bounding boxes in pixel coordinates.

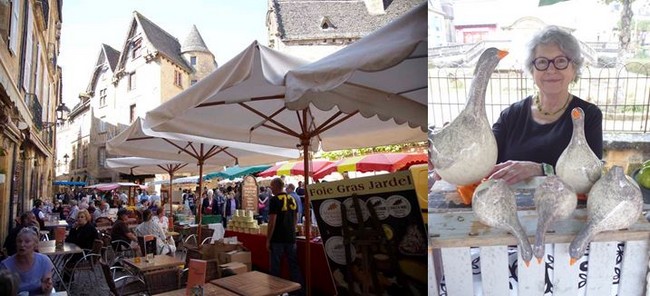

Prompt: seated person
[66,200,80,225]
[152,207,169,233]
[135,210,176,255]
[111,209,139,255]
[93,202,111,222]
[0,269,20,295]
[65,209,98,250]
[3,212,39,256]
[0,227,54,295]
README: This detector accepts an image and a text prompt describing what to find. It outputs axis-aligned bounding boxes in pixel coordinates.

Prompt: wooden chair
[99,258,147,296]
[95,216,113,228]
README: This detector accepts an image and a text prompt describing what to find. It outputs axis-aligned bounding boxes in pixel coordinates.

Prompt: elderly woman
[135,210,176,255]
[489,25,602,184]
[0,227,54,295]
[152,207,169,233]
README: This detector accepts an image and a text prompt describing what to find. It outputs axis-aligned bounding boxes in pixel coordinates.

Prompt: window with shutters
[132,37,142,59]
[8,0,19,54]
[98,147,106,168]
[99,116,106,133]
[128,72,136,90]
[20,1,33,92]
[174,70,182,87]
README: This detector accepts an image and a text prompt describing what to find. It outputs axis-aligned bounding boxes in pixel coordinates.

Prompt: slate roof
[102,44,121,72]
[132,11,192,72]
[181,25,211,54]
[271,0,423,41]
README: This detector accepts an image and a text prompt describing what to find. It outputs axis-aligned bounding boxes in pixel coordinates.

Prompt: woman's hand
[41,275,53,294]
[488,160,543,185]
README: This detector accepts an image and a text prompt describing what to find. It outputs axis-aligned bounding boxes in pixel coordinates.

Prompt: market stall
[429,179,650,296]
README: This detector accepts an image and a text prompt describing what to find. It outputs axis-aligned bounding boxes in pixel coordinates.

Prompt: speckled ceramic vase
[473,178,533,264]
[429,48,507,186]
[556,107,602,194]
[569,166,642,262]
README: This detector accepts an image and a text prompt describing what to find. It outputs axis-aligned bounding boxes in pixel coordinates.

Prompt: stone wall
[603,133,650,175]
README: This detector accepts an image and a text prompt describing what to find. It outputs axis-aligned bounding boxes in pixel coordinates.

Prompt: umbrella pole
[197,159,204,239]
[168,172,174,230]
[302,138,312,296]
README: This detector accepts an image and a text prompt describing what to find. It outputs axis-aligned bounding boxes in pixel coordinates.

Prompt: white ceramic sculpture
[556,107,602,194]
[429,48,507,186]
[569,166,642,264]
[473,178,533,265]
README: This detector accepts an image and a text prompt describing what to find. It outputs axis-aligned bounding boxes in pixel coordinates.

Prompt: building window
[8,0,20,54]
[191,79,197,85]
[99,88,107,106]
[190,56,196,65]
[82,145,88,168]
[132,37,142,59]
[174,70,182,87]
[129,104,136,123]
[98,147,106,168]
[128,72,136,90]
[99,116,106,133]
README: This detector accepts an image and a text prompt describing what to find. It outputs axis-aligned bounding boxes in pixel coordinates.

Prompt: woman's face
[77,213,88,226]
[16,233,37,256]
[532,43,576,97]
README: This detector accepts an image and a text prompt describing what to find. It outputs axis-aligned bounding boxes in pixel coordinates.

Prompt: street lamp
[42,102,70,128]
[63,153,69,164]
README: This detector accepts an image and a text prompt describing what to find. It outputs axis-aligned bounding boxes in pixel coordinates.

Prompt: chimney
[364,0,386,15]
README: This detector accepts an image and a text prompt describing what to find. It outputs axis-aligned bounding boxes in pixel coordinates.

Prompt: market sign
[240,175,259,214]
[310,171,427,295]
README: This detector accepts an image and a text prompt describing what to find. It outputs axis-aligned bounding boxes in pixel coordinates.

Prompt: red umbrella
[258,160,333,178]
[313,153,427,179]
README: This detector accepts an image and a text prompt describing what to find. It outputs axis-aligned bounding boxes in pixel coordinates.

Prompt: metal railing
[428,63,650,132]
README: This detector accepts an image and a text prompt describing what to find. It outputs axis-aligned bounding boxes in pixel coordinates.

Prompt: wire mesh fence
[428,63,650,132]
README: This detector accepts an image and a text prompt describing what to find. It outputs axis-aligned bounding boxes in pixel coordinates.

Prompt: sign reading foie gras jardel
[309,171,427,296]
[240,175,259,214]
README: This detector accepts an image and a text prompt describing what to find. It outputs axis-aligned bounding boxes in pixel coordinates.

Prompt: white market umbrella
[144,3,426,292]
[106,156,221,224]
[107,118,300,228]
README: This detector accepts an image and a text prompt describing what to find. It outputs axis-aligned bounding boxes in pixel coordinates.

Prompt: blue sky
[58,0,268,106]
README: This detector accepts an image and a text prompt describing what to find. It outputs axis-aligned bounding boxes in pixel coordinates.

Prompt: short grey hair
[524,25,583,82]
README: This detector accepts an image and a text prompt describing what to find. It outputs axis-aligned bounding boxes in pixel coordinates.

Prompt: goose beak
[497,50,509,60]
[569,258,577,266]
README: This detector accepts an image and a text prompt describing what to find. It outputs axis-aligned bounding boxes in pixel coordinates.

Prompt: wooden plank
[618,240,649,295]
[517,245,545,296]
[429,246,439,296]
[552,243,579,296]
[585,241,617,295]
[478,245,509,296]
[430,209,650,248]
[440,247,474,296]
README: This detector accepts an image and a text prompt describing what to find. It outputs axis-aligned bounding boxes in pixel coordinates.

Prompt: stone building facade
[0,0,63,239]
[56,11,217,185]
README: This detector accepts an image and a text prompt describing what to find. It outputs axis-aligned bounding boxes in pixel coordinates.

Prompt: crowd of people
[0,178,309,294]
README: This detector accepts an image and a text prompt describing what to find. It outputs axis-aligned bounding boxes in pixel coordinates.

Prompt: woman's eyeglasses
[532,56,572,71]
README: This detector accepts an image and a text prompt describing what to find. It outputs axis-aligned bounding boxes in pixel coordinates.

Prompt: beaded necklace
[535,93,572,116]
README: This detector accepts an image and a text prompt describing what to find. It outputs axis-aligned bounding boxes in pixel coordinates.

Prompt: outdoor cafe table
[223,230,335,296]
[210,271,301,296]
[153,284,239,296]
[122,254,184,273]
[44,219,69,228]
[38,241,84,291]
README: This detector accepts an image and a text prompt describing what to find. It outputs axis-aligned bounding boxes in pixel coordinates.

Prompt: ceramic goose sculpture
[473,179,533,265]
[556,107,602,194]
[533,175,577,263]
[569,166,642,264]
[430,48,508,185]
